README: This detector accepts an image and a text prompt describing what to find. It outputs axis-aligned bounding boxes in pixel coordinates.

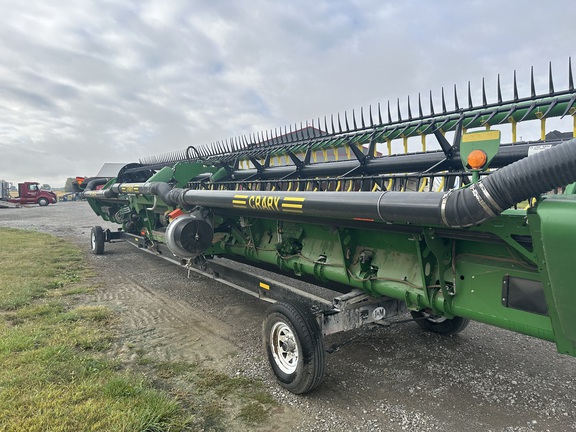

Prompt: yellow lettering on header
[234,195,304,212]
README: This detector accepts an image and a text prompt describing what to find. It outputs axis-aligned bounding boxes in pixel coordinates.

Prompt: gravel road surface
[1,202,575,432]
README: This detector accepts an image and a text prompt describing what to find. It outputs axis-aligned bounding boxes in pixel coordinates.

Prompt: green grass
[0,227,278,431]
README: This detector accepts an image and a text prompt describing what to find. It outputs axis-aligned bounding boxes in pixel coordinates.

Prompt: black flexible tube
[84,178,109,191]
[442,139,576,227]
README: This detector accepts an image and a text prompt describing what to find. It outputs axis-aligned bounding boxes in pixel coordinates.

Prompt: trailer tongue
[84,60,576,394]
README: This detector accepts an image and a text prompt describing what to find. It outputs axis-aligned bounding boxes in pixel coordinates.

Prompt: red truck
[1,182,57,206]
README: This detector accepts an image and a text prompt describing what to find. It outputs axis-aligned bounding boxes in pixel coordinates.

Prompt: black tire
[263,302,325,394]
[90,226,105,255]
[411,310,470,336]
[37,197,49,206]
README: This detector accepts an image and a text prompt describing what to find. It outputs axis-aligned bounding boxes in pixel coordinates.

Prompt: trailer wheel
[263,302,325,394]
[90,226,105,255]
[37,198,49,206]
[411,310,470,335]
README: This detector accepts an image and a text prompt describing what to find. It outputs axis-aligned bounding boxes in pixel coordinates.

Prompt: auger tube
[146,139,576,228]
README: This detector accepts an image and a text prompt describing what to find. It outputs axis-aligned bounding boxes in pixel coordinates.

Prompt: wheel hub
[270,321,299,374]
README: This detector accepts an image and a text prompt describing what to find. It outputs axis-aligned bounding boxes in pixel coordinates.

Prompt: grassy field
[0,228,277,431]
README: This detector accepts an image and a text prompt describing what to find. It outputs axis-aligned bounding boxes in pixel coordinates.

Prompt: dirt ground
[1,202,576,432]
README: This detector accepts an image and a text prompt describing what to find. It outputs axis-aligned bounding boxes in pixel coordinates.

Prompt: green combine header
[84,60,576,394]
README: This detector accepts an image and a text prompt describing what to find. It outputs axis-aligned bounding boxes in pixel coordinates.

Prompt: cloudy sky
[0,0,574,188]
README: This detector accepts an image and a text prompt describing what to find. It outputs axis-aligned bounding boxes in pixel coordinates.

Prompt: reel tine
[468,81,473,108]
[387,101,392,123]
[378,102,383,124]
[369,105,374,127]
[549,61,554,94]
[497,75,502,104]
[569,57,574,91]
[352,109,358,130]
[418,93,423,117]
[531,66,536,97]
[407,96,412,120]
[513,71,519,100]
[482,78,487,106]
[454,85,460,110]
[397,98,402,121]
[429,91,435,115]
[345,111,350,131]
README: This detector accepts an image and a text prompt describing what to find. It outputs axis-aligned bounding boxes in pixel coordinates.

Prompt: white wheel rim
[270,321,299,374]
[91,231,97,250]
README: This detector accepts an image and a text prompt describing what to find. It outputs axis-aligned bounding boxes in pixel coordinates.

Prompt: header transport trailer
[84,60,576,394]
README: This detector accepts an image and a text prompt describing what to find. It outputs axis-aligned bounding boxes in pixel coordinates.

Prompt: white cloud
[0,0,574,187]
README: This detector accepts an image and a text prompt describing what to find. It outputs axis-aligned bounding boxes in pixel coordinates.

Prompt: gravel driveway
[1,202,575,432]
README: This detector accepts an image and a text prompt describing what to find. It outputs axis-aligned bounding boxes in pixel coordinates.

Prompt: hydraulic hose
[84,178,109,191]
[442,138,576,227]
